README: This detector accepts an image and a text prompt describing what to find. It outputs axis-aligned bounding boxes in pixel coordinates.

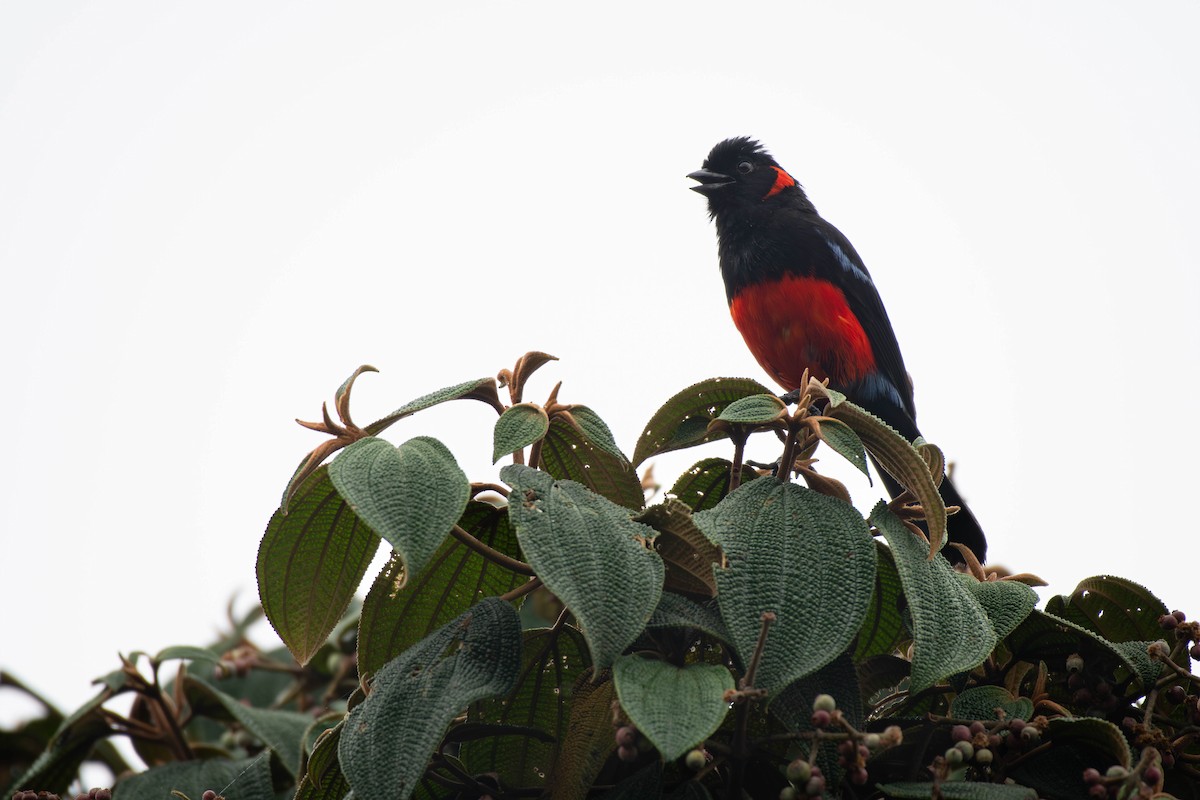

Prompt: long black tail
[877,465,987,564]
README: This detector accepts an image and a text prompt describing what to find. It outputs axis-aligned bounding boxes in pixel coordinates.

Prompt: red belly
[729,275,876,391]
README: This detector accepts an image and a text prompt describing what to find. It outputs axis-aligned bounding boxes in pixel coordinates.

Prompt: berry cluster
[1082,757,1164,799]
[1158,609,1200,661]
[200,792,225,800]
[778,694,903,799]
[11,790,110,800]
[1063,652,1122,716]
[614,724,639,763]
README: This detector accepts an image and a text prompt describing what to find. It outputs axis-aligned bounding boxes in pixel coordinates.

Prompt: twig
[449,524,535,575]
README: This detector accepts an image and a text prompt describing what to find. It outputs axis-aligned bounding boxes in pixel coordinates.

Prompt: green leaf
[833,404,947,553]
[546,673,617,800]
[502,465,663,669]
[694,477,876,695]
[539,414,644,510]
[364,376,500,436]
[182,675,313,775]
[461,626,590,787]
[636,498,722,597]
[770,650,863,730]
[7,686,114,795]
[949,685,1033,721]
[492,403,549,463]
[633,377,775,466]
[1006,717,1131,798]
[296,724,349,800]
[854,541,905,661]
[612,655,733,762]
[338,598,522,800]
[667,457,758,512]
[329,436,469,586]
[258,466,379,665]
[1044,575,1169,643]
[152,645,223,667]
[1046,716,1132,768]
[567,405,628,462]
[814,417,870,478]
[357,501,525,677]
[1006,610,1162,693]
[646,592,731,646]
[870,504,995,693]
[714,393,787,425]
[112,757,274,800]
[878,782,1037,799]
[965,577,1038,642]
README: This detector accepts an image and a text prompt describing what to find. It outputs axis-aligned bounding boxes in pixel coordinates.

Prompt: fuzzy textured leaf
[539,415,644,510]
[329,436,468,586]
[633,377,774,466]
[113,757,274,800]
[547,672,617,800]
[1044,575,1169,644]
[502,465,663,669]
[815,417,870,478]
[613,655,733,761]
[182,675,313,775]
[694,477,876,695]
[461,626,589,788]
[871,504,995,693]
[636,499,723,597]
[295,724,349,800]
[949,685,1034,721]
[339,598,522,800]
[566,405,627,462]
[259,466,379,665]
[646,592,732,646]
[365,376,500,435]
[714,393,787,425]
[357,501,525,676]
[668,457,758,512]
[854,542,905,661]
[492,403,549,463]
[965,576,1039,642]
[832,403,946,553]
[878,782,1036,800]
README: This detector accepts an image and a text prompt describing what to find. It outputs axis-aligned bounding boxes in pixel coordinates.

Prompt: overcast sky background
[3,2,1198,728]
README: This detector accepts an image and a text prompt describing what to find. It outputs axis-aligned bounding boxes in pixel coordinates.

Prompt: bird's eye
[737,161,754,174]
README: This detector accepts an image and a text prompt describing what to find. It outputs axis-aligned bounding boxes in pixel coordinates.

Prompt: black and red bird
[689,136,987,563]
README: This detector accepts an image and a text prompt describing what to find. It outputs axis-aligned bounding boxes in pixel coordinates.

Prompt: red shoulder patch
[763,166,796,199]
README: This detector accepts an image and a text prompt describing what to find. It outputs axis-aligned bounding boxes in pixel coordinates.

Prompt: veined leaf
[713,393,787,426]
[259,466,379,665]
[540,415,644,510]
[695,477,876,695]
[668,457,758,512]
[357,501,525,676]
[112,758,273,800]
[613,655,733,762]
[182,675,313,775]
[339,599,522,800]
[633,377,774,466]
[492,403,550,463]
[328,436,468,586]
[364,377,501,435]
[871,504,994,693]
[1044,575,1169,644]
[636,498,723,597]
[503,465,663,669]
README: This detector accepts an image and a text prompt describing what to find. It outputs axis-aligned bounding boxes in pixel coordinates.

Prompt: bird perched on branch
[689,136,987,563]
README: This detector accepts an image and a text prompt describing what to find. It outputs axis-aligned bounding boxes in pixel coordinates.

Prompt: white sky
[3,2,1198,723]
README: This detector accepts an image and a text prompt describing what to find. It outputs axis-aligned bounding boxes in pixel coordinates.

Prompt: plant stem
[500,577,542,603]
[449,524,535,575]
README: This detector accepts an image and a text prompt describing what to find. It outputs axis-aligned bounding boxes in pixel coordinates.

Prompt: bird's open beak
[687,168,734,195]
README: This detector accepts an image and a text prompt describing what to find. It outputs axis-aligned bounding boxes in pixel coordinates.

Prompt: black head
[688,137,807,215]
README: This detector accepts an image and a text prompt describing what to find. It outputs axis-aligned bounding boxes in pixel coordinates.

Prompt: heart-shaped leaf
[633,378,774,466]
[502,465,663,669]
[613,655,733,762]
[329,436,468,586]
[493,403,550,463]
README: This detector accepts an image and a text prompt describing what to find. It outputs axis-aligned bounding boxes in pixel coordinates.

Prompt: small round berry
[1173,610,1187,623]
[951,724,971,742]
[810,709,832,728]
[1121,716,1138,730]
[988,734,1002,749]
[1082,767,1102,785]
[804,775,826,796]
[202,792,218,800]
[779,788,797,800]
[1087,785,1108,800]
[857,744,870,760]
[615,726,637,747]
[1190,643,1200,661]
[1163,751,1176,768]
[1073,688,1094,707]
[1020,725,1041,743]
[969,721,986,735]
[1159,614,1179,631]
[1144,764,1163,784]
[849,767,869,786]
[881,725,903,747]
[812,693,837,713]
[617,744,638,763]
[954,741,975,760]
[786,759,812,784]
[975,748,993,765]
[1166,685,1186,704]
[685,749,707,771]
[863,733,881,749]
[944,747,965,765]
[1067,672,1086,691]
[93,792,110,800]
[1066,653,1085,672]
[1104,765,1128,779]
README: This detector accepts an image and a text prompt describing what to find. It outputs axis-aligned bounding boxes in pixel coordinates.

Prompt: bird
[688,136,987,563]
